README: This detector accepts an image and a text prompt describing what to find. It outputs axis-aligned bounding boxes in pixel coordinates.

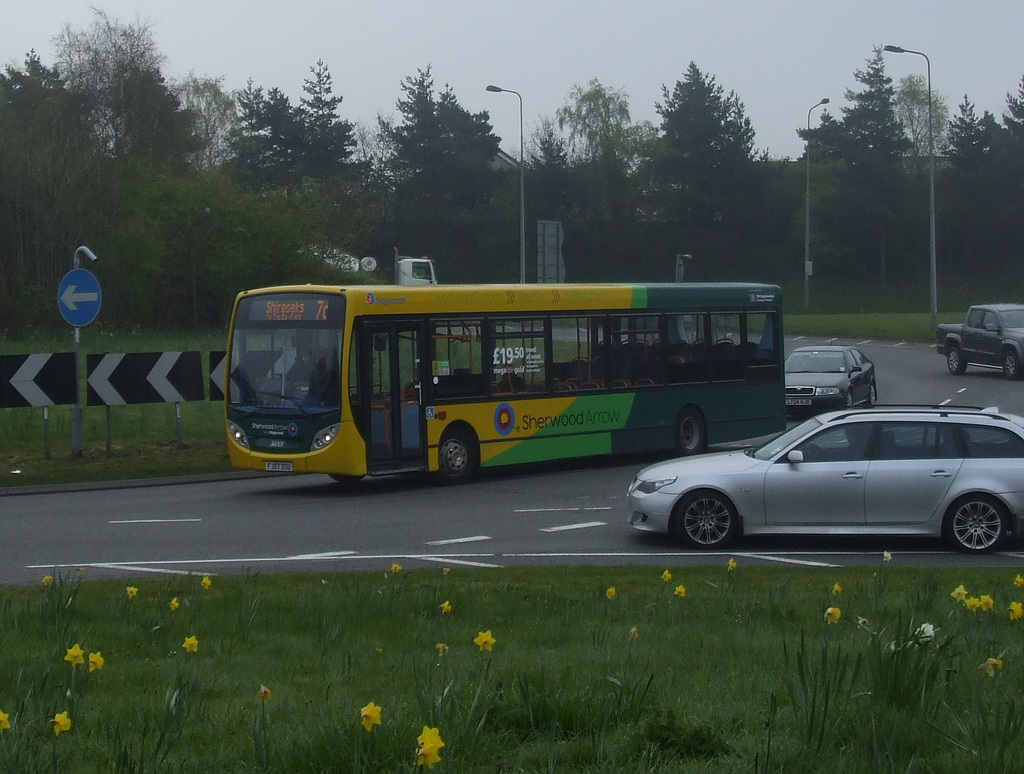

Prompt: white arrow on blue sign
[58,268,102,327]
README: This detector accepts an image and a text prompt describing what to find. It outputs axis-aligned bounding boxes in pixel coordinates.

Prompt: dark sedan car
[784,345,877,416]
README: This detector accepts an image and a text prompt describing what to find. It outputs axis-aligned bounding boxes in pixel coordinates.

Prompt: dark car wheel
[943,494,1007,553]
[1003,349,1022,380]
[866,380,877,406]
[946,346,967,375]
[673,489,738,549]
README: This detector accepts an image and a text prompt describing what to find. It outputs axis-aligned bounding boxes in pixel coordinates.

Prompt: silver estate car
[627,407,1024,554]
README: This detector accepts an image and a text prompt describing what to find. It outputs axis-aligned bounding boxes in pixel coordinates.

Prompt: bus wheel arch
[436,422,479,484]
[675,405,707,456]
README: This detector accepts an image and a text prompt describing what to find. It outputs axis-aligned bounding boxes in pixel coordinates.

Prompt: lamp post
[804,98,829,308]
[486,84,526,283]
[883,45,937,331]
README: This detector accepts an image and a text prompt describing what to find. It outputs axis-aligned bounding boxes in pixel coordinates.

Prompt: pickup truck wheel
[1003,349,1022,380]
[946,346,967,375]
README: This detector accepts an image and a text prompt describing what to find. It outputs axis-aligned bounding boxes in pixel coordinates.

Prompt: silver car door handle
[930,471,952,478]
[842,472,863,479]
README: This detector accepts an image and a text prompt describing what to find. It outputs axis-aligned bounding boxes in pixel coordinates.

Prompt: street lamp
[883,44,937,331]
[486,84,526,284]
[804,97,829,308]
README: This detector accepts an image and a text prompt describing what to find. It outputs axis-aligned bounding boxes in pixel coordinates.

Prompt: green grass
[3,564,1023,772]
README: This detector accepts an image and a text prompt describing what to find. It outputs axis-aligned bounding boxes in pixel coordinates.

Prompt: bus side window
[431,320,484,399]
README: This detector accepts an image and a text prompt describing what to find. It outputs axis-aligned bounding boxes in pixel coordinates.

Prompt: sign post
[59,246,101,456]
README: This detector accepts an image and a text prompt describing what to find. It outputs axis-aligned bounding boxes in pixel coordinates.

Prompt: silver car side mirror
[787,450,804,463]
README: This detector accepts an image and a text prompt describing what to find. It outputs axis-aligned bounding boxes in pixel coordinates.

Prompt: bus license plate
[786,398,811,406]
[265,461,293,472]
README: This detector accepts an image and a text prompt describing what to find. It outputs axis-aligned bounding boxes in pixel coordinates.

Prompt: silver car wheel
[948,497,1005,553]
[678,492,737,548]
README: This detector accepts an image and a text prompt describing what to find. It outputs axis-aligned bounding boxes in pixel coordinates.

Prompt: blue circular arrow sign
[58,268,102,327]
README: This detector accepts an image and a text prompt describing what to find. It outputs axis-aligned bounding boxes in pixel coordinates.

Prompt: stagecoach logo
[288,423,299,437]
[365,292,375,304]
[494,402,515,436]
[364,292,407,306]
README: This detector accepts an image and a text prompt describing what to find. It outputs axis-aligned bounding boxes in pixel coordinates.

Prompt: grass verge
[2,564,1023,772]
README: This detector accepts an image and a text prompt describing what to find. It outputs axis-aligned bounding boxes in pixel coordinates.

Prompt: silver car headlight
[815,387,841,396]
[311,423,340,451]
[227,421,249,449]
[633,476,677,494]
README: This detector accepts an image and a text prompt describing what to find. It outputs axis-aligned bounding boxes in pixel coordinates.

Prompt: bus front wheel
[677,407,706,456]
[437,428,478,485]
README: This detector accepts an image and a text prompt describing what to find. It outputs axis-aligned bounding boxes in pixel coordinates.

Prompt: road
[4,337,1024,585]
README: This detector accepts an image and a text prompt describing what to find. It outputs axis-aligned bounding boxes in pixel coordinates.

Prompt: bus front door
[365,322,426,473]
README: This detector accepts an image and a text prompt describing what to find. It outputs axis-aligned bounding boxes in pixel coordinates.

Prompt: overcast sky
[4,1,1023,160]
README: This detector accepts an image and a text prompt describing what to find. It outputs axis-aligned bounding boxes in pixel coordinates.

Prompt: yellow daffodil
[182,635,199,653]
[661,569,672,582]
[629,626,639,640]
[391,562,402,574]
[168,597,180,612]
[0,709,10,732]
[53,711,71,736]
[439,600,452,614]
[882,551,892,562]
[473,630,496,651]
[1015,574,1024,589]
[375,647,383,655]
[824,607,842,625]
[951,584,968,602]
[88,651,104,673]
[443,567,451,576]
[201,576,212,589]
[64,644,85,666]
[979,657,1004,677]
[674,584,687,598]
[42,575,53,585]
[435,643,449,656]
[258,685,272,702]
[1010,601,1023,621]
[416,726,445,768]
[606,586,616,599]
[966,597,982,611]
[126,586,138,599]
[980,595,995,611]
[832,583,842,595]
[360,701,382,732]
[728,558,737,571]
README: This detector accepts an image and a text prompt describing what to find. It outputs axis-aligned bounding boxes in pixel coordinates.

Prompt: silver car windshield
[752,416,824,460]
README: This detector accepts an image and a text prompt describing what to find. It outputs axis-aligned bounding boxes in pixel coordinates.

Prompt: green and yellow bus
[224,282,784,483]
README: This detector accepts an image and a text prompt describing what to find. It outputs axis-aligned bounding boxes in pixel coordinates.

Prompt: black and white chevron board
[86,351,204,406]
[0,353,76,408]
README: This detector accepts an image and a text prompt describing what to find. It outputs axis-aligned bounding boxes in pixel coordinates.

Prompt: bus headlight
[311,423,340,451]
[227,421,249,449]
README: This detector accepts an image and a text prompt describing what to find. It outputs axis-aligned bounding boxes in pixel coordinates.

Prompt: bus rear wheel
[677,407,706,456]
[437,428,478,485]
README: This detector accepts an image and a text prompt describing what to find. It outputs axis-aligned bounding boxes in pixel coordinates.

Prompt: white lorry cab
[394,253,438,285]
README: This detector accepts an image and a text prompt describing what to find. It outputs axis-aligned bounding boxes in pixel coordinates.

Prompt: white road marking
[957,388,968,394]
[83,563,200,576]
[425,536,491,546]
[109,518,202,524]
[515,507,612,513]
[894,341,907,347]
[857,339,873,345]
[540,521,606,532]
[736,553,838,568]
[939,398,952,405]
[417,556,503,568]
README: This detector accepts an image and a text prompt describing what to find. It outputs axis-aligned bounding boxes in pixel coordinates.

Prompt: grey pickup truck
[935,303,1024,380]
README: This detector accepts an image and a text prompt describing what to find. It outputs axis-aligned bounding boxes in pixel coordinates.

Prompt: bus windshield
[229,293,344,415]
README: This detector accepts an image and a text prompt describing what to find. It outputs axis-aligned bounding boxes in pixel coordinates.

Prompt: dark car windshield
[785,351,846,373]
[1000,310,1024,328]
